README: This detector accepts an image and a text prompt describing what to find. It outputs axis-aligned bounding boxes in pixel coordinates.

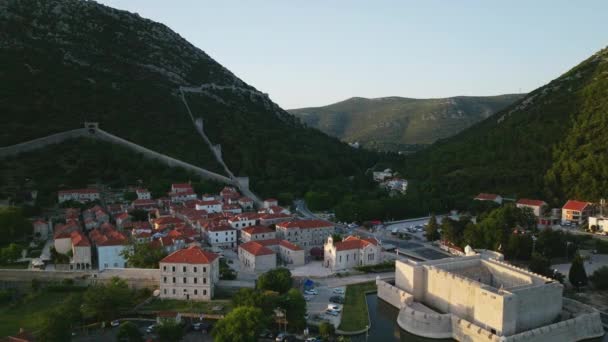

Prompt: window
[163,266,167,271]
[347,255,349,262]
[194,289,198,295]
[163,277,167,283]
[172,289,176,294]
[194,266,198,273]
[172,266,175,272]
[339,255,342,262]
[203,290,207,296]
[194,278,198,284]
[203,267,207,273]
[172,277,176,283]
[104,263,108,268]
[183,266,186,272]
[183,277,187,283]
[164,289,167,294]
[114,263,118,267]
[203,277,207,284]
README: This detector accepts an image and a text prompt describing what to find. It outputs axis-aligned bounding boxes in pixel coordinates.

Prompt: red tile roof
[279,240,302,251]
[276,219,333,230]
[562,200,592,212]
[256,238,280,247]
[89,224,128,246]
[334,236,378,251]
[207,225,235,232]
[71,231,90,247]
[475,193,500,200]
[264,198,278,203]
[242,225,274,235]
[516,199,547,207]
[239,197,253,203]
[160,246,218,264]
[239,241,275,256]
[58,188,99,195]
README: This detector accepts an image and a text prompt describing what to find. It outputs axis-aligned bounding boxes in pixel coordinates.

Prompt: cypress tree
[569,253,588,290]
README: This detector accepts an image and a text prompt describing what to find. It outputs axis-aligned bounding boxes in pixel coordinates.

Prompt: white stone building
[33,219,50,240]
[238,240,277,272]
[263,198,278,209]
[588,216,608,233]
[195,200,222,214]
[474,193,503,204]
[89,224,129,271]
[70,231,92,270]
[275,219,335,250]
[136,188,151,200]
[376,248,604,342]
[324,235,381,271]
[159,246,220,301]
[515,199,547,217]
[228,213,258,229]
[58,188,100,203]
[241,225,276,242]
[205,225,237,249]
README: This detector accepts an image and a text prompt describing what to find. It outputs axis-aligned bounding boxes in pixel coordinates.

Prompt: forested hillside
[0,0,379,200]
[400,47,608,209]
[289,94,523,152]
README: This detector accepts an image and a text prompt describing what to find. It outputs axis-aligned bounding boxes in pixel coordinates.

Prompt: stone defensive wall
[397,303,454,339]
[376,278,412,308]
[0,126,234,185]
[0,128,89,158]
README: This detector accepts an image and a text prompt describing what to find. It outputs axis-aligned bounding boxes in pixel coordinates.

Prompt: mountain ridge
[289,94,524,151]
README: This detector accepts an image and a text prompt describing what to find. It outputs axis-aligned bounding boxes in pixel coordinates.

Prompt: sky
[99,1,607,109]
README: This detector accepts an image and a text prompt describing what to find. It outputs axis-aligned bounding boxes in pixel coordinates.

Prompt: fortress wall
[452,318,502,342]
[376,278,413,308]
[473,286,517,335]
[396,304,453,339]
[513,282,563,332]
[424,266,478,321]
[504,311,604,342]
[483,260,534,287]
[0,128,89,158]
[395,260,417,294]
[486,258,553,284]
[434,257,481,272]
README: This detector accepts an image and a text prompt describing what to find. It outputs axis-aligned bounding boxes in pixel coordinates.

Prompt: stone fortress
[378,247,604,341]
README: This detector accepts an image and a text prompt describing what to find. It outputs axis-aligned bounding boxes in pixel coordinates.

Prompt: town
[2,178,608,341]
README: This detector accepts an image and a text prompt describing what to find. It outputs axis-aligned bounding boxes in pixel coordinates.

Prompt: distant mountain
[289,94,523,151]
[0,0,378,199]
[400,46,608,208]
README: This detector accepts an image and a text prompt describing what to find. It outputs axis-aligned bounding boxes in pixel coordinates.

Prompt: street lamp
[365,324,369,342]
[531,235,537,254]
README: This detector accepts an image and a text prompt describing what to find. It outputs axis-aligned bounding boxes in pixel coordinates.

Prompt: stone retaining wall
[397,304,454,339]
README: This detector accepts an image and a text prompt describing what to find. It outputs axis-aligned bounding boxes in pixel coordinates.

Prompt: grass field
[138,298,233,315]
[337,281,376,332]
[0,290,82,337]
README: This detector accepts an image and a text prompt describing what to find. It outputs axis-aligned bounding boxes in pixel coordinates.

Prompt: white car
[146,324,156,333]
[304,295,312,301]
[325,309,339,316]
[304,289,318,295]
[110,320,120,327]
[327,304,342,312]
[332,288,345,295]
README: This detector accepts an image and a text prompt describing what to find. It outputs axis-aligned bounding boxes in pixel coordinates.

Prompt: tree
[0,207,33,245]
[123,192,137,201]
[121,242,167,268]
[257,268,292,294]
[319,321,335,338]
[331,233,343,243]
[425,214,440,241]
[528,252,551,276]
[129,209,148,222]
[281,288,306,331]
[232,288,280,316]
[38,308,72,342]
[156,320,184,342]
[590,266,608,290]
[82,277,133,321]
[212,306,266,342]
[569,253,588,290]
[116,321,143,342]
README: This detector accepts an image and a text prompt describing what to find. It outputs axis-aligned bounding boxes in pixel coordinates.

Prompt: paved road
[305,285,344,328]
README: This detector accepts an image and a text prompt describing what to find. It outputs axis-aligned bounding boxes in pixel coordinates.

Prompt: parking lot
[305,285,345,328]
[72,319,214,342]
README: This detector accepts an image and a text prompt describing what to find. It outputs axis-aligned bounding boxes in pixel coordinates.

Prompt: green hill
[289,94,523,152]
[0,0,378,199]
[400,47,608,209]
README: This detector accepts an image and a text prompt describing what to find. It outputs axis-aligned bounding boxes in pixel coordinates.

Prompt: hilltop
[0,0,378,200]
[400,47,608,209]
[289,94,523,152]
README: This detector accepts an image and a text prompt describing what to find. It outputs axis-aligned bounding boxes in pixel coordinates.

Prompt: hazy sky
[99,0,607,109]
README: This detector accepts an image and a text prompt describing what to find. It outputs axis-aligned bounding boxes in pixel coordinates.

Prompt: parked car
[276,333,295,341]
[329,296,344,304]
[146,324,157,333]
[327,304,342,312]
[332,288,345,295]
[306,337,322,342]
[304,295,312,301]
[192,322,213,332]
[110,320,120,327]
[325,309,339,316]
[259,329,274,339]
[304,289,318,295]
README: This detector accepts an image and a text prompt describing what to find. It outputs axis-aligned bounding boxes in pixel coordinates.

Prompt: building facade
[562,200,593,225]
[275,219,335,250]
[159,246,220,301]
[324,235,381,271]
[377,248,604,341]
[241,226,276,242]
[238,241,277,272]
